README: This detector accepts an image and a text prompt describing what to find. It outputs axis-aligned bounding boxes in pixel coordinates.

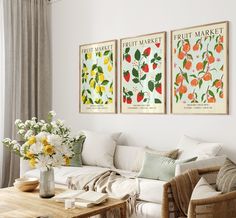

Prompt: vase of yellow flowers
[2,111,75,198]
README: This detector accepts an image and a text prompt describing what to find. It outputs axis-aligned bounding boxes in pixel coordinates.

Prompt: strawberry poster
[79,40,117,113]
[121,32,166,113]
[171,22,228,114]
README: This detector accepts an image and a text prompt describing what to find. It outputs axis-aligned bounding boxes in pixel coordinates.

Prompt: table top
[0,187,126,218]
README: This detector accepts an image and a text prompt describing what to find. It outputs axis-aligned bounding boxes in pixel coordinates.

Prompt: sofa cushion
[114,145,145,172]
[70,135,86,167]
[81,130,121,168]
[178,135,222,160]
[138,152,197,181]
[138,178,165,204]
[134,201,162,218]
[216,158,236,193]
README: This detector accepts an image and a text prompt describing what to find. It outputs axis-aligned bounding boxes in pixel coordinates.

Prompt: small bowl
[15,177,39,185]
[14,181,39,192]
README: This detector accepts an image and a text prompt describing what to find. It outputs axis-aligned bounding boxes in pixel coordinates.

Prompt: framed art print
[171,21,229,114]
[79,40,117,113]
[120,32,166,114]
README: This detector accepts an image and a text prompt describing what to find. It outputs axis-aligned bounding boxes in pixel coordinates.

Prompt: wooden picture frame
[120,32,166,114]
[79,40,117,113]
[171,21,229,114]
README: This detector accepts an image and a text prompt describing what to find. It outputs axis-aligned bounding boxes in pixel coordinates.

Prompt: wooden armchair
[162,167,236,218]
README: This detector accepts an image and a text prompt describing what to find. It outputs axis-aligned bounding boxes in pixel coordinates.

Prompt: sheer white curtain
[0,0,5,185]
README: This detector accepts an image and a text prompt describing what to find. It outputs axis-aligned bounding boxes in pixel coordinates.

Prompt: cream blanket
[68,169,139,216]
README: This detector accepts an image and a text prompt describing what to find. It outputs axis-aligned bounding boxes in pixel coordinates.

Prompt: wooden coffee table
[0,187,127,218]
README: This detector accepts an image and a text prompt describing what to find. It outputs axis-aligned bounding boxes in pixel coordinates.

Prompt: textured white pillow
[178,135,222,160]
[81,130,121,168]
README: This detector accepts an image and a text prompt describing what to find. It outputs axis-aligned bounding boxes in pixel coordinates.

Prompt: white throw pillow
[81,130,121,168]
[188,177,221,216]
[178,135,222,160]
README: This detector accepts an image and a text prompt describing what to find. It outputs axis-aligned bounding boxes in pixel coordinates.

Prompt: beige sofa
[21,145,226,218]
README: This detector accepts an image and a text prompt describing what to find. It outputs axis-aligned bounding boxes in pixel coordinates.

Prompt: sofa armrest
[175,155,226,176]
[20,158,32,177]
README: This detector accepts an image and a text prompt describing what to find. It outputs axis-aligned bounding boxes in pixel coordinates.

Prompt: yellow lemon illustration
[95,86,101,93]
[99,74,104,82]
[85,100,90,104]
[99,52,102,57]
[108,99,113,104]
[82,95,86,102]
[100,86,105,92]
[83,67,88,72]
[108,64,112,72]
[91,70,96,76]
[87,52,92,59]
[104,57,109,65]
[109,87,113,93]
[90,80,95,88]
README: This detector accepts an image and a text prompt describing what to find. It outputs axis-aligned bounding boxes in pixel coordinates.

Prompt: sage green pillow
[70,135,86,167]
[138,152,197,181]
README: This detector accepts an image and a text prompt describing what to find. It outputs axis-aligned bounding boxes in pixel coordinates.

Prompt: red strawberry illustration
[123,71,130,82]
[125,54,131,63]
[142,64,149,73]
[155,43,160,48]
[153,63,157,70]
[137,92,144,102]
[123,96,126,103]
[127,98,132,104]
[143,47,151,56]
[155,84,162,94]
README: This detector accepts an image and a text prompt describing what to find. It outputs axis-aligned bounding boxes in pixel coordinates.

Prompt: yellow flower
[90,80,95,88]
[29,158,36,168]
[108,99,113,104]
[25,151,34,159]
[108,64,112,72]
[28,136,36,145]
[100,86,105,92]
[41,137,48,146]
[95,86,101,93]
[87,52,92,59]
[99,74,104,82]
[104,57,109,65]
[43,144,54,155]
[64,157,70,166]
[90,70,96,76]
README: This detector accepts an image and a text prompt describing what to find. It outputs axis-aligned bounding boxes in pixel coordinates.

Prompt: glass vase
[39,168,55,198]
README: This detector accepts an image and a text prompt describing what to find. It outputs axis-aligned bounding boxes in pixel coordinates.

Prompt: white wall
[51,0,236,161]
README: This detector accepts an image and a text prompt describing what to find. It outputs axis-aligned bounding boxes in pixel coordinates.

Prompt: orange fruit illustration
[178,51,185,60]
[176,74,184,84]
[191,79,198,86]
[216,44,223,53]
[215,80,222,88]
[184,60,192,70]
[208,97,216,103]
[208,55,215,64]
[196,62,203,71]
[179,85,187,94]
[203,72,212,81]
[220,92,224,98]
[193,43,199,51]
[219,36,224,43]
[188,93,194,100]
[183,43,190,52]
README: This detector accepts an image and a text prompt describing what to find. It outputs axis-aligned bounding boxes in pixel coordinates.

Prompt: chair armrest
[20,158,32,177]
[175,155,226,176]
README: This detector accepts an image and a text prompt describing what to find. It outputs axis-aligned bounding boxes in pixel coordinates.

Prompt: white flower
[24,130,34,139]
[41,124,48,131]
[12,140,17,144]
[49,111,56,117]
[30,120,36,126]
[37,155,53,170]
[13,143,20,151]
[15,119,22,125]
[18,123,25,128]
[25,120,31,126]
[56,119,64,126]
[51,121,57,128]
[29,142,43,154]
[52,153,64,167]
[18,129,25,135]
[32,117,37,121]
[47,134,62,146]
[34,124,39,129]
[3,138,11,143]
[57,144,73,157]
[36,132,49,142]
[40,120,45,124]
[20,143,28,155]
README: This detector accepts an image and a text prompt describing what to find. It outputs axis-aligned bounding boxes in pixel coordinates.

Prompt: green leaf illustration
[148,81,154,92]
[183,73,189,84]
[128,91,133,96]
[155,73,162,82]
[101,80,109,85]
[132,78,139,83]
[134,49,141,61]
[155,99,161,103]
[208,90,215,97]
[125,48,130,53]
[141,74,147,80]
[199,79,203,88]
[92,64,97,70]
[104,50,110,55]
[132,68,139,77]
[98,66,103,73]
[87,89,91,95]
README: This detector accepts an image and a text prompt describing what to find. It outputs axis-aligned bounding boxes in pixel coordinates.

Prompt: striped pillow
[216,159,236,193]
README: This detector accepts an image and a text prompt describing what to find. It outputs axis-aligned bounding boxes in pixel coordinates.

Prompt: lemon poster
[171,22,228,114]
[121,32,166,114]
[79,40,117,113]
